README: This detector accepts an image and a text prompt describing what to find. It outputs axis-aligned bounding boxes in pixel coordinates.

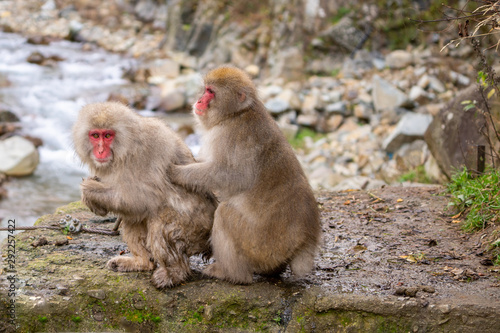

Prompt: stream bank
[1,186,499,332]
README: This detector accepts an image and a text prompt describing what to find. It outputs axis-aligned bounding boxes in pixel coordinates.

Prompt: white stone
[265,98,289,114]
[385,50,413,69]
[277,89,302,110]
[382,112,433,153]
[0,136,39,176]
[372,75,410,112]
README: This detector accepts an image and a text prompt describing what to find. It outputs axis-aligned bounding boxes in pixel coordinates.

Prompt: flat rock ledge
[1,186,499,332]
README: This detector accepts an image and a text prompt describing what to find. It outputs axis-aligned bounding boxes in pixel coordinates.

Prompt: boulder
[372,75,410,112]
[0,136,39,176]
[424,85,500,178]
[383,112,433,153]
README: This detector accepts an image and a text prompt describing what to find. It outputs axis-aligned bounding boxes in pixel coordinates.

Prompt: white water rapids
[0,31,197,241]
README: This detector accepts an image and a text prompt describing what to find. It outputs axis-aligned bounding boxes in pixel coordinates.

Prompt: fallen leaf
[451,211,463,219]
[452,220,461,224]
[66,236,73,240]
[343,200,351,205]
[397,198,403,202]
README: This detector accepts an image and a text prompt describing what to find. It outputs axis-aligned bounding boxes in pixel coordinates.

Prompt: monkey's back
[218,106,320,269]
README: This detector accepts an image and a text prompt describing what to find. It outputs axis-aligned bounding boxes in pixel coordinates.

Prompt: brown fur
[73,101,217,288]
[172,65,321,284]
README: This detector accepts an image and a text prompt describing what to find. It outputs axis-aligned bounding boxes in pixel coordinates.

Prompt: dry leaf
[397,198,403,202]
[67,236,73,240]
[452,220,461,224]
[343,200,351,205]
[451,212,462,219]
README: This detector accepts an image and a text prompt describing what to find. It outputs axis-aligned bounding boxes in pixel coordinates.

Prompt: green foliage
[289,128,325,149]
[331,7,350,24]
[447,167,500,231]
[71,316,82,323]
[38,315,48,323]
[399,165,432,184]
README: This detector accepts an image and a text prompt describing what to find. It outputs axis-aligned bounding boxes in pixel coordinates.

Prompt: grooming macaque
[73,101,217,288]
[172,65,321,284]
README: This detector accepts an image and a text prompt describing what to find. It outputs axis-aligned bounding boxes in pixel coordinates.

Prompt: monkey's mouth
[194,107,206,116]
[94,157,112,165]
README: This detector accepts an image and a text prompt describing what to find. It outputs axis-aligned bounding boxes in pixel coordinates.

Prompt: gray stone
[265,98,289,114]
[297,114,318,126]
[321,17,366,52]
[372,75,410,112]
[354,103,372,120]
[0,136,39,176]
[277,89,302,110]
[145,59,180,84]
[424,85,500,178]
[325,101,347,115]
[332,176,387,191]
[385,50,413,69]
[302,89,322,115]
[160,89,186,112]
[383,112,433,153]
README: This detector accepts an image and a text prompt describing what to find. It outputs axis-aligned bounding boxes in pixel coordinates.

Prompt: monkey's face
[193,86,215,116]
[88,129,115,167]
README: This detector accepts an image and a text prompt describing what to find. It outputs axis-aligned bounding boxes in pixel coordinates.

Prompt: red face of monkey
[194,86,215,116]
[88,129,115,164]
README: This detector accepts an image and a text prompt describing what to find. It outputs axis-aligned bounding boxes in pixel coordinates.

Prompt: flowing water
[0,31,149,241]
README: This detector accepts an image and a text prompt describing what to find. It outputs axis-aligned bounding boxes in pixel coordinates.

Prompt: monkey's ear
[239,92,246,103]
[238,91,253,111]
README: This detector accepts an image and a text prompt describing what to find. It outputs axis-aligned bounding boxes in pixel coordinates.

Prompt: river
[0,31,195,241]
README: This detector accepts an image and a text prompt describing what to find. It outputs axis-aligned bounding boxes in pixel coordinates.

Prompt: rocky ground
[1,186,499,332]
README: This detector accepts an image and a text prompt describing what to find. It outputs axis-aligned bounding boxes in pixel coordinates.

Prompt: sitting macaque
[73,101,217,288]
[172,65,321,284]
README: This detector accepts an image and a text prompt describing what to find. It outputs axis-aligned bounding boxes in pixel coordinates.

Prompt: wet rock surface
[1,187,499,332]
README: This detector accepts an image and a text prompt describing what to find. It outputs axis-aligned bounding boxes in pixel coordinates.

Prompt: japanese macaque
[72,101,217,288]
[171,65,321,284]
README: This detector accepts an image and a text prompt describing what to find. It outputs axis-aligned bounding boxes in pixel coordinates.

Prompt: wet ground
[1,186,499,332]
[310,185,500,304]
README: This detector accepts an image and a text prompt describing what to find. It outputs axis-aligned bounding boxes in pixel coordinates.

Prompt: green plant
[71,316,82,323]
[289,128,325,149]
[38,315,48,323]
[447,167,500,231]
[399,165,432,184]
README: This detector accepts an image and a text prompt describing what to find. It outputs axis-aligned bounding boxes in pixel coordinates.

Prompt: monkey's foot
[151,266,190,289]
[106,256,154,272]
[203,263,253,284]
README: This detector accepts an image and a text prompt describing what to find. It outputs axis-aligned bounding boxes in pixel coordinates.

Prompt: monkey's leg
[203,204,254,284]
[289,243,316,277]
[147,215,191,289]
[106,221,155,272]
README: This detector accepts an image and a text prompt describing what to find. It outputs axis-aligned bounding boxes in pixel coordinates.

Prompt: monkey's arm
[171,161,255,195]
[81,177,153,218]
[80,178,111,216]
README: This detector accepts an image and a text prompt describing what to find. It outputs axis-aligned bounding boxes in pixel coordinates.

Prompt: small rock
[245,64,260,77]
[419,285,436,293]
[31,237,48,247]
[0,110,20,122]
[0,136,40,176]
[87,289,106,300]
[372,75,410,112]
[265,98,289,114]
[325,101,347,115]
[382,113,433,153]
[54,239,69,246]
[386,50,413,69]
[405,287,419,297]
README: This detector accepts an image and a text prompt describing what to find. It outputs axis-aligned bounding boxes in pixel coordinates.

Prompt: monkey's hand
[170,164,205,193]
[81,177,110,216]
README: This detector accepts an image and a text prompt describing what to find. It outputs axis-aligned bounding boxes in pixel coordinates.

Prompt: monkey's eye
[105,133,111,139]
[92,133,99,139]
[206,87,214,95]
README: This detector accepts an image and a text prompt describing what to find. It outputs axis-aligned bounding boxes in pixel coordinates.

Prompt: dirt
[1,186,499,332]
